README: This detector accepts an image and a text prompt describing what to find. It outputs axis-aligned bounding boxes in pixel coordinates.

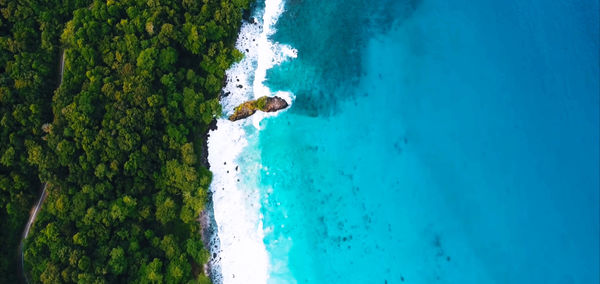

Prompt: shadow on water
[266,0,421,117]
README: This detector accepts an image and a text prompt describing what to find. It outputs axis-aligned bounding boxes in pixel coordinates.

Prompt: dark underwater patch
[265,0,422,117]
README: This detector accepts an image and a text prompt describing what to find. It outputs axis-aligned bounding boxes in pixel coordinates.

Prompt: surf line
[207,0,296,283]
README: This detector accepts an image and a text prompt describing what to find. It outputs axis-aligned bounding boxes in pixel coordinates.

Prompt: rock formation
[229,96,289,121]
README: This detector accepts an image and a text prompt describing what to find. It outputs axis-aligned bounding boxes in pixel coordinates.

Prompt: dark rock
[199,119,217,168]
[222,74,229,88]
[242,8,251,21]
[262,96,289,112]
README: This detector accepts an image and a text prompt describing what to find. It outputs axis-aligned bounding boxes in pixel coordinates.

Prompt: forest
[0,0,250,282]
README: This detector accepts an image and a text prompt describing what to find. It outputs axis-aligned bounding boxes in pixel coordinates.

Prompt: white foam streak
[208,120,268,284]
[207,0,295,283]
[253,0,297,100]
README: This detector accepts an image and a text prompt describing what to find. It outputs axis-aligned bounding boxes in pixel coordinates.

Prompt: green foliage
[136,47,157,71]
[255,96,268,110]
[0,0,92,281]
[0,0,253,282]
[108,247,127,275]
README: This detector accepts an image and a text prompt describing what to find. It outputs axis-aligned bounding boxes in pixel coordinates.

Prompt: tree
[108,247,127,275]
[158,47,177,72]
[141,258,163,283]
[136,47,157,71]
[155,194,176,225]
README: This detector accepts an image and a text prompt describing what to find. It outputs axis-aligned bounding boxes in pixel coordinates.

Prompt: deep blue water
[233,0,599,282]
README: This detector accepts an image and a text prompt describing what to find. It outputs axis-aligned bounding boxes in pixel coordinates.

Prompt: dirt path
[19,49,65,283]
[19,183,48,283]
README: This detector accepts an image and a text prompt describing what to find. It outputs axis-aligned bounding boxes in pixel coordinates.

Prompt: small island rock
[229,96,289,121]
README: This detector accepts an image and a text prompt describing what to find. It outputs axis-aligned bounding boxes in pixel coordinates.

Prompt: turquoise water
[215,0,599,283]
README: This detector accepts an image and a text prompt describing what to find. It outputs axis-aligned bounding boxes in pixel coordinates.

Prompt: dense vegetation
[0,0,92,281]
[1,0,250,282]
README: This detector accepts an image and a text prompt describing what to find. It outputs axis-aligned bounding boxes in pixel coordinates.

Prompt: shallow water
[209,0,600,283]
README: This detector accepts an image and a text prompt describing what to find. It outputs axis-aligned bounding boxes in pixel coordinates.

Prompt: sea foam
[207,0,296,283]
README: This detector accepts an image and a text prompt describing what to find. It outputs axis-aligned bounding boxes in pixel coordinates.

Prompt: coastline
[199,188,221,279]
[198,119,221,280]
[205,0,296,282]
[199,5,263,283]
[198,2,262,281]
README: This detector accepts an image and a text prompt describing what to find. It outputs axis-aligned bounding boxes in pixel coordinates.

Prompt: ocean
[207,0,600,283]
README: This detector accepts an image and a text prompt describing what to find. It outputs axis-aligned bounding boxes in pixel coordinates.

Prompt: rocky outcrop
[261,96,288,112]
[229,96,289,121]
